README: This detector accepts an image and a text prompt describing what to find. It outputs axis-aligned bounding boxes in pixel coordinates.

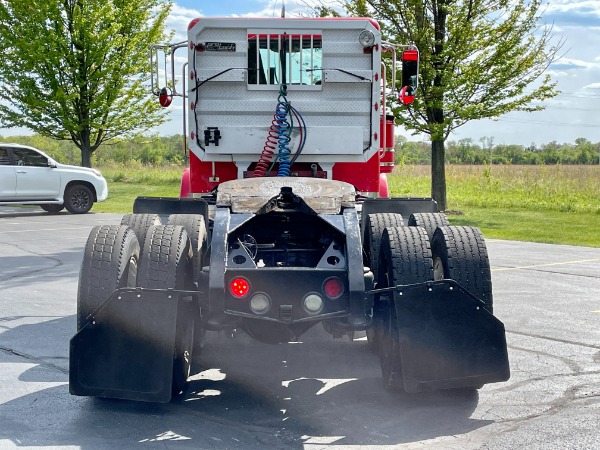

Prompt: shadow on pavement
[0,316,492,449]
[0,205,106,219]
[0,205,61,218]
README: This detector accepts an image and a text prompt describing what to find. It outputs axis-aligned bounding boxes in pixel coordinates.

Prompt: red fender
[180,168,191,198]
[379,173,389,198]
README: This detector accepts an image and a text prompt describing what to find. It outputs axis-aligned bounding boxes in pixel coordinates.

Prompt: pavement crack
[520,268,600,279]
[496,382,600,431]
[506,330,600,350]
[0,345,68,375]
[0,241,64,282]
[493,265,599,279]
[508,344,582,373]
[491,369,600,392]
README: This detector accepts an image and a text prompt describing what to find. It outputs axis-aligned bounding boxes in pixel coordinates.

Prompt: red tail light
[230,277,250,298]
[323,277,344,299]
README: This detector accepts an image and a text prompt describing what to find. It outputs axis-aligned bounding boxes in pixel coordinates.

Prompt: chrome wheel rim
[433,256,445,281]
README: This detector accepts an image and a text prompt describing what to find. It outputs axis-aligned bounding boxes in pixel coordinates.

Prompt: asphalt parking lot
[1,205,599,449]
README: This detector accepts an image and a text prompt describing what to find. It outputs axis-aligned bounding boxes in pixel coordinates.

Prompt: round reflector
[303,293,324,314]
[230,277,250,298]
[250,293,271,315]
[323,277,344,299]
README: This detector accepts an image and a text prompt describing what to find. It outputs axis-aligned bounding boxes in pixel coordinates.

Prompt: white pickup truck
[0,143,108,214]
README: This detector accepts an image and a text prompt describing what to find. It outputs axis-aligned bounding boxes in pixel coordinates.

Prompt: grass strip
[94,164,600,247]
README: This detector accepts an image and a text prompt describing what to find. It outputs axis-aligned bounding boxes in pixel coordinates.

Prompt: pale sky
[164,0,600,146]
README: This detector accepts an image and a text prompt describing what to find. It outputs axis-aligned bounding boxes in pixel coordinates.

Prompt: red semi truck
[69,16,509,402]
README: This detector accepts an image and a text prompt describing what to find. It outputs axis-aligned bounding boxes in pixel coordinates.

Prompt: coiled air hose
[275,90,292,177]
[253,112,280,177]
[255,85,297,177]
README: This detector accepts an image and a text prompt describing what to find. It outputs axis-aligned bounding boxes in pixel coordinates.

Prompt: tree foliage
[353,0,562,138]
[0,133,186,166]
[340,0,562,209]
[0,0,172,167]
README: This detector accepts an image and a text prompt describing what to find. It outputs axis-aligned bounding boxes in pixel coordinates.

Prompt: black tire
[167,214,207,280]
[364,213,405,278]
[408,212,449,240]
[166,214,208,363]
[377,226,433,391]
[430,226,493,313]
[120,213,161,253]
[40,204,64,214]
[138,225,194,395]
[77,225,139,330]
[364,213,404,352]
[64,184,94,214]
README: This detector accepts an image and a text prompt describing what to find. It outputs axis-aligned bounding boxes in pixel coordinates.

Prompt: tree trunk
[79,126,93,167]
[81,146,92,167]
[431,139,447,211]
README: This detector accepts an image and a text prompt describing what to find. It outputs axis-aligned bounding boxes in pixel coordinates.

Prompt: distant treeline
[396,137,600,165]
[1,134,599,166]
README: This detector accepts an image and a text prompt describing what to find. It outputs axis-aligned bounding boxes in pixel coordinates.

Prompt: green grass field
[389,164,600,247]
[93,163,182,213]
[95,163,600,247]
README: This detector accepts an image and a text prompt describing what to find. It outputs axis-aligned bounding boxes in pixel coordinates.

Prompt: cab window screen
[248,34,322,86]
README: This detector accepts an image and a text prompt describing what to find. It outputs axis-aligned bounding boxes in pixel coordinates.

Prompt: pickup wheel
[120,213,161,253]
[377,226,433,391]
[77,225,139,330]
[364,213,404,353]
[64,184,94,214]
[431,226,493,313]
[40,204,64,214]
[408,212,449,240]
[137,225,194,396]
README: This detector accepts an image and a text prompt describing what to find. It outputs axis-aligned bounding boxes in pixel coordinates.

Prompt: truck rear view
[69,16,509,403]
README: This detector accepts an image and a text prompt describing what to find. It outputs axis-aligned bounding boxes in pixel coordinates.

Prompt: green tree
[397,139,431,164]
[573,138,598,165]
[0,0,172,167]
[343,0,561,209]
[447,138,479,164]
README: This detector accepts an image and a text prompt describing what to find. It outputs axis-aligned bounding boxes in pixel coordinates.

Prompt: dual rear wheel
[373,221,493,391]
[78,214,207,397]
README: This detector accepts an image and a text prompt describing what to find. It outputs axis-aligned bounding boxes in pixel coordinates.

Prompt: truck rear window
[247,33,322,87]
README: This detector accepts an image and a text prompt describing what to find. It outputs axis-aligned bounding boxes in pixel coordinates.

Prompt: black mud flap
[394,280,510,392]
[133,196,208,218]
[69,288,179,403]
